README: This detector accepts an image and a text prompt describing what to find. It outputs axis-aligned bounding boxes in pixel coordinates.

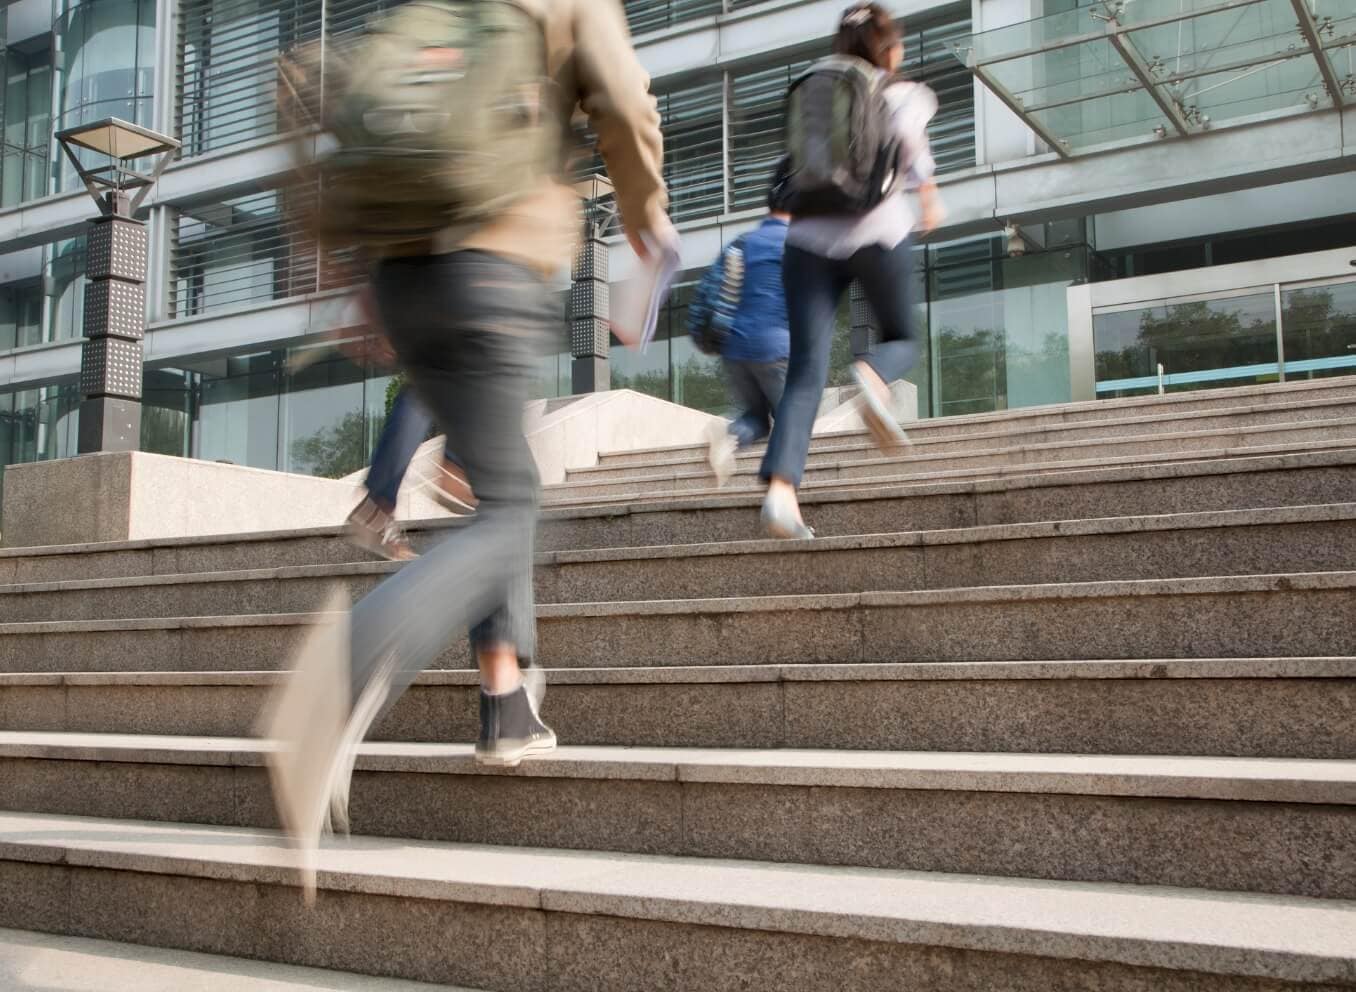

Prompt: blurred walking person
[264,0,671,900]
[690,163,794,485]
[760,2,944,539]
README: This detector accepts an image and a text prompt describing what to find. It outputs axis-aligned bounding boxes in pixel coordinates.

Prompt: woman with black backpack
[759,2,944,539]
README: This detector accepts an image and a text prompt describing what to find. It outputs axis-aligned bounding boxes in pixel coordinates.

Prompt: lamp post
[54,117,178,454]
[570,174,617,395]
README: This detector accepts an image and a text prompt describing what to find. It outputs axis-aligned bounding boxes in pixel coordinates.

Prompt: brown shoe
[419,457,478,515]
[343,497,417,561]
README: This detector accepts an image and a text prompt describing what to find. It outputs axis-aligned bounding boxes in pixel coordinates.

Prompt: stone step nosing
[545,439,1356,501]
[587,399,1356,473]
[594,377,1356,463]
[5,502,1354,594]
[2,811,1353,985]
[0,570,1349,634]
[6,446,1356,564]
[3,658,1355,687]
[566,417,1356,483]
[5,735,1356,804]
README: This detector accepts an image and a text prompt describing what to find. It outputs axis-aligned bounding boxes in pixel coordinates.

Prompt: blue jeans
[364,389,460,510]
[760,240,919,486]
[350,251,553,711]
[725,358,787,448]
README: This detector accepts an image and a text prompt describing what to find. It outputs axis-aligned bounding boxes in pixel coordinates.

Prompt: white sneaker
[258,587,352,905]
[706,422,738,486]
[852,362,910,454]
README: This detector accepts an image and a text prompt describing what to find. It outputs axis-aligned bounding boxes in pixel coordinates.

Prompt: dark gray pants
[725,358,788,448]
[761,240,919,486]
[348,250,553,707]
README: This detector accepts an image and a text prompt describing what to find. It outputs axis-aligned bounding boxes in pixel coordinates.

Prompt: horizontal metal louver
[624,0,722,36]
[171,184,369,318]
[728,53,819,212]
[905,10,977,176]
[655,77,726,222]
[177,0,393,159]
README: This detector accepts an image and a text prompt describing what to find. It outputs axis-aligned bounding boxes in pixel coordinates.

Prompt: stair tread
[0,927,468,991]
[1,502,1352,594]
[4,734,1355,802]
[1,811,1352,984]
[3,657,1352,686]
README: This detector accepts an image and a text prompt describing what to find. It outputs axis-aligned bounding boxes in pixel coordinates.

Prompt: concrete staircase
[1,376,1354,991]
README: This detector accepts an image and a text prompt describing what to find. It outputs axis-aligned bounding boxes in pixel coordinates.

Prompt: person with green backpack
[263,0,672,901]
[758,2,945,539]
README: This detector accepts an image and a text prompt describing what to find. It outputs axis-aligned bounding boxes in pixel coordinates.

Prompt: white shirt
[786,78,938,259]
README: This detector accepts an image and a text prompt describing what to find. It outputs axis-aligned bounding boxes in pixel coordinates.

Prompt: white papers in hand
[610,233,681,353]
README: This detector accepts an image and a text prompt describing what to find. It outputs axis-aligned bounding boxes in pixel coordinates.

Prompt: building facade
[0,0,1353,494]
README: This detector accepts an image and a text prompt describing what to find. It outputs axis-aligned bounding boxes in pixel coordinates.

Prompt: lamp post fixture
[54,118,179,454]
[570,173,617,395]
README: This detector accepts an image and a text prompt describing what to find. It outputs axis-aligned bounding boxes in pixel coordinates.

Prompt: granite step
[1,572,1353,674]
[587,395,1356,477]
[596,375,1356,467]
[2,811,1353,991]
[3,504,1356,622]
[551,422,1356,500]
[4,734,1355,899]
[0,927,470,991]
[3,659,1352,758]
[6,448,1356,581]
[549,439,1356,511]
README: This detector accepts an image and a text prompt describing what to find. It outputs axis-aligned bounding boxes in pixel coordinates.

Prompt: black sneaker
[475,682,556,767]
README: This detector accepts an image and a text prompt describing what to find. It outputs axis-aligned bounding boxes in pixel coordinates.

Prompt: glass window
[654,79,726,222]
[1094,291,1279,398]
[173,190,315,317]
[929,238,1081,416]
[1281,279,1356,381]
[55,0,155,191]
[0,281,43,351]
[142,368,197,457]
[48,238,89,343]
[281,351,367,478]
[1,46,53,207]
[624,0,722,36]
[197,351,283,469]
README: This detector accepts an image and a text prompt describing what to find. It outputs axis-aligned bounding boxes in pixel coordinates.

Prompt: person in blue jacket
[689,163,793,484]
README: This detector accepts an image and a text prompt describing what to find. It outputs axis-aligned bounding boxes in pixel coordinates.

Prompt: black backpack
[783,55,901,217]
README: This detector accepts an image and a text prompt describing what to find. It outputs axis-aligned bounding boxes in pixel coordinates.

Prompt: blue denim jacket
[688,217,790,364]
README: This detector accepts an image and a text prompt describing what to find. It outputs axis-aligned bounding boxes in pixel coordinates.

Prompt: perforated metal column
[849,280,879,358]
[569,234,611,394]
[79,214,148,453]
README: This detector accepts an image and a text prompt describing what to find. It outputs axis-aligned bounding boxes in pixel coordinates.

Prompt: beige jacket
[419,0,666,275]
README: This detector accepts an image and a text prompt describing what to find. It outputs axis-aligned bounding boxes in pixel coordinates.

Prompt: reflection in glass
[198,351,283,469]
[1094,292,1279,397]
[142,368,197,457]
[282,353,366,478]
[1282,280,1356,380]
[929,241,1080,417]
[54,0,156,192]
[2,45,53,206]
[0,281,44,351]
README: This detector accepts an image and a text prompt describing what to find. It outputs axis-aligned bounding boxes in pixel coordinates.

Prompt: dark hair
[767,156,793,213]
[833,3,901,69]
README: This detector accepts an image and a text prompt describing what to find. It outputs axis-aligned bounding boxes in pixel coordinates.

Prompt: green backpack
[280,0,560,248]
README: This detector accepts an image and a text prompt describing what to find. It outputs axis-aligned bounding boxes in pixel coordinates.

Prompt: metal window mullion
[1288,0,1345,107]
[1275,282,1287,382]
[720,70,732,216]
[1106,21,1191,138]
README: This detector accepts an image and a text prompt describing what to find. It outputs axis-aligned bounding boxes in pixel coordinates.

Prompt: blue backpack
[687,235,748,356]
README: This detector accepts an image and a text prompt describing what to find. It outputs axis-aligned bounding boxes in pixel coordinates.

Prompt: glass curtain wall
[54,0,156,191]
[1,40,52,207]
